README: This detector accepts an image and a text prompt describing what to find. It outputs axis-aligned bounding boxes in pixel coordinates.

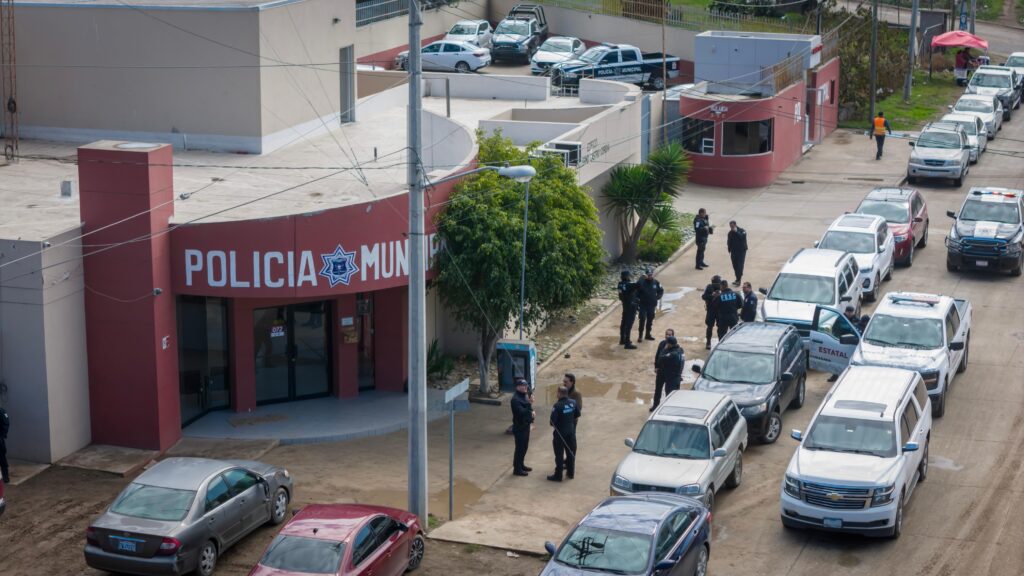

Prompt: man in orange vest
[870,111,892,160]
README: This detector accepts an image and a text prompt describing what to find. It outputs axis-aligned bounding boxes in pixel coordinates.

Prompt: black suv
[692,322,807,444]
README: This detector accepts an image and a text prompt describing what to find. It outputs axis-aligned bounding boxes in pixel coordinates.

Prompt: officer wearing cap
[547,386,580,482]
[701,274,721,350]
[618,270,640,350]
[656,335,685,403]
[712,279,742,340]
[636,266,664,343]
[510,378,535,476]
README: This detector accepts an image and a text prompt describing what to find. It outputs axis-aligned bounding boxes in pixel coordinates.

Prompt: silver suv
[907,123,971,186]
[611,390,746,512]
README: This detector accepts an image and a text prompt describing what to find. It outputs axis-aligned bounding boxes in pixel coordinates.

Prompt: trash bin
[496,339,537,393]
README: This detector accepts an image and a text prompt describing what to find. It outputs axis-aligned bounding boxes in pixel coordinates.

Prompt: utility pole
[661,0,667,144]
[869,0,879,121]
[406,0,428,527]
[816,0,823,35]
[903,0,919,101]
[969,0,976,32]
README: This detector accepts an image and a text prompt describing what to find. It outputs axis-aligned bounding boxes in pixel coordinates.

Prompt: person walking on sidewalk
[0,405,9,484]
[694,208,713,269]
[510,379,535,476]
[636,266,664,343]
[701,274,721,350]
[727,221,748,287]
[651,328,676,412]
[713,279,742,340]
[656,336,685,402]
[741,282,758,323]
[547,386,580,482]
[871,111,892,160]
[617,270,640,349]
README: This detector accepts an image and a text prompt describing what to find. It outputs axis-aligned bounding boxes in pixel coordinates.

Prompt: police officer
[510,379,535,476]
[727,221,748,287]
[694,208,713,270]
[713,280,742,340]
[636,266,664,342]
[618,270,639,350]
[741,281,758,323]
[858,314,871,333]
[657,336,685,400]
[651,328,675,412]
[701,275,721,350]
[0,404,9,484]
[548,386,580,482]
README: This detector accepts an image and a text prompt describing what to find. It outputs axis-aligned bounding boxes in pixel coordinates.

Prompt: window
[422,44,441,53]
[655,511,690,561]
[111,483,197,522]
[838,274,849,298]
[371,515,399,542]
[709,421,724,449]
[600,52,619,64]
[478,23,488,34]
[911,194,923,216]
[843,263,856,287]
[722,119,772,156]
[351,523,380,566]
[914,377,929,412]
[223,468,260,497]
[621,50,638,62]
[849,259,859,276]
[205,476,231,513]
[899,410,911,443]
[829,79,835,105]
[717,408,734,439]
[876,227,886,250]
[443,43,462,53]
[949,306,961,333]
[721,403,741,439]
[680,117,715,155]
[945,312,957,343]
[904,400,919,431]
[781,333,801,368]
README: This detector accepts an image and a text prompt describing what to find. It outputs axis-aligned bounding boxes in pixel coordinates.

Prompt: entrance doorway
[339,45,355,123]
[253,301,332,404]
[357,293,375,391]
[178,296,231,426]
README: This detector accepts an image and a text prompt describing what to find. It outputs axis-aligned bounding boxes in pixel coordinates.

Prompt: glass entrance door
[357,294,375,391]
[178,296,231,426]
[254,301,331,404]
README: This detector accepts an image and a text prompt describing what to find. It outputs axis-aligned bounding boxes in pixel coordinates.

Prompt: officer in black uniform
[652,328,676,412]
[741,281,758,323]
[510,379,535,476]
[701,275,721,350]
[713,279,742,340]
[547,386,580,482]
[727,220,748,286]
[694,208,713,269]
[618,270,639,350]
[657,336,685,399]
[636,266,664,343]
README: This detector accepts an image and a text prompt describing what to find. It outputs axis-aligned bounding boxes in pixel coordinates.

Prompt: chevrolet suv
[781,366,932,539]
[945,187,1024,276]
[611,390,746,513]
[907,122,971,187]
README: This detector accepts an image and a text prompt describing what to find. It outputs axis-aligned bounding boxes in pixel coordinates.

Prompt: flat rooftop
[0,83,598,241]
[12,0,302,10]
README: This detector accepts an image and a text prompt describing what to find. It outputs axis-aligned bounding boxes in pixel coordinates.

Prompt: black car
[692,322,806,444]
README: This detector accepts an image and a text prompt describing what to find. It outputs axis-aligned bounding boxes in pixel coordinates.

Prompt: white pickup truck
[806,292,971,418]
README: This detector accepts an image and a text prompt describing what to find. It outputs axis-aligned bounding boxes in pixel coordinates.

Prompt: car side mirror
[781,372,794,383]
[758,287,768,295]
[908,141,915,147]
[902,441,919,452]
[544,541,558,556]
[914,217,923,223]
[947,104,954,110]
[791,429,803,441]
[949,341,965,351]
[813,240,820,247]
[947,210,957,219]
[397,522,410,533]
[878,246,886,253]
[624,437,635,448]
[691,364,702,374]
[840,295,853,303]
[713,448,727,459]
[839,334,859,346]
[655,559,677,571]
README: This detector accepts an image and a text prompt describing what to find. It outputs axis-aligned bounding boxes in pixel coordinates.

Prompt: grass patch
[976,0,1004,20]
[463,544,481,554]
[669,0,711,7]
[838,71,963,132]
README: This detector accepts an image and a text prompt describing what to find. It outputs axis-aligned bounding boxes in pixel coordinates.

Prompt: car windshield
[259,535,346,574]
[556,525,651,574]
[542,39,573,53]
[703,350,775,384]
[959,199,1021,224]
[495,21,529,36]
[856,200,910,223]
[448,24,477,35]
[947,119,978,135]
[1007,56,1024,67]
[917,131,962,149]
[109,483,196,521]
[633,420,710,460]
[971,73,1010,88]
[768,273,835,305]
[818,230,876,254]
[804,415,897,458]
[954,99,993,113]
[580,47,609,63]
[863,314,944,349]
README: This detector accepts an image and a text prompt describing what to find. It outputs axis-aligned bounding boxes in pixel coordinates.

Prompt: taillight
[86,527,100,547]
[156,537,181,556]
[473,51,486,57]
[705,511,713,523]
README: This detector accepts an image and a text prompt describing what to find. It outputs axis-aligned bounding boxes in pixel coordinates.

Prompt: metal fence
[539,0,807,34]
[355,0,462,27]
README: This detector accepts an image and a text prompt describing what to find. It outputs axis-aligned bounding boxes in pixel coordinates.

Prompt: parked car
[550,43,681,90]
[84,457,292,576]
[854,187,929,267]
[443,19,492,49]
[394,41,491,73]
[611,390,745,513]
[247,504,424,576]
[530,36,585,75]
[491,5,548,63]
[906,122,971,187]
[541,494,711,576]
[966,65,1021,119]
[1004,52,1024,78]
[951,94,1003,137]
[945,187,1024,276]
[940,113,987,162]
[814,213,894,302]
[759,248,862,337]
[692,322,806,444]
[781,366,932,538]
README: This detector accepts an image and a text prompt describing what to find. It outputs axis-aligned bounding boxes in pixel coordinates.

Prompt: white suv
[815,214,895,302]
[611,390,746,513]
[781,366,932,538]
[907,122,972,187]
[760,248,862,337]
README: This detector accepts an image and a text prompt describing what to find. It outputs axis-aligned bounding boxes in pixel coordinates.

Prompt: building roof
[13,0,303,11]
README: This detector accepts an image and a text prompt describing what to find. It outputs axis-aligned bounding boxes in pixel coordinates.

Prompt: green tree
[602,143,690,263]
[434,131,606,395]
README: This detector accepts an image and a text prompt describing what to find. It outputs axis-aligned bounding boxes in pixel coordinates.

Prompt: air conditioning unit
[545,140,582,166]
[531,147,572,167]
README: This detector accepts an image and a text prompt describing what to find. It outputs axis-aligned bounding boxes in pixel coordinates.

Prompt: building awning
[930,30,988,51]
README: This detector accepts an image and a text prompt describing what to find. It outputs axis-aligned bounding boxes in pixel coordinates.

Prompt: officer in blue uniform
[713,279,742,340]
[548,386,580,482]
[701,275,721,350]
[741,281,758,323]
[510,379,535,476]
[618,270,639,349]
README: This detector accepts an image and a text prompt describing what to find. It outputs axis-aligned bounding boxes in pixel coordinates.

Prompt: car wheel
[957,335,969,374]
[907,175,916,184]
[270,487,289,525]
[406,534,425,572]
[918,440,929,482]
[704,489,715,513]
[650,75,665,91]
[890,495,904,539]
[197,541,218,576]
[932,390,946,418]
[917,222,928,248]
[884,262,893,281]
[953,170,963,187]
[789,372,806,409]
[694,544,710,576]
[904,241,915,267]
[866,276,879,302]
[1011,255,1023,277]
[760,410,782,444]
[725,452,742,489]
[454,61,470,73]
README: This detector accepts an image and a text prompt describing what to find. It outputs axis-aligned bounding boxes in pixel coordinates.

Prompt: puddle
[837,552,861,567]
[658,288,698,314]
[617,382,653,404]
[358,477,485,520]
[929,456,964,471]
[543,375,613,404]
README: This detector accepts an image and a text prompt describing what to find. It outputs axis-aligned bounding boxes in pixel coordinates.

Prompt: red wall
[358,33,446,69]
[810,57,841,141]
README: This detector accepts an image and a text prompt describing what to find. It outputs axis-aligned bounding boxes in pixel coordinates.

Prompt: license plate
[975,260,989,267]
[116,540,137,553]
[823,518,843,529]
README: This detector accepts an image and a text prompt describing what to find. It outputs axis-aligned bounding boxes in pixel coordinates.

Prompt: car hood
[792,447,900,486]
[693,377,773,405]
[762,299,817,324]
[540,561,647,576]
[853,341,944,370]
[954,220,1020,240]
[969,86,1010,97]
[912,147,964,161]
[852,252,877,271]
[445,34,478,44]
[91,512,183,538]
[493,33,529,44]
[616,452,709,487]
[958,110,996,124]
[533,50,573,64]
[551,58,589,70]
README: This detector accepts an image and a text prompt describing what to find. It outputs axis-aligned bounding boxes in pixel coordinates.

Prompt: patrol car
[759,249,862,338]
[945,187,1023,276]
[814,214,895,303]
[549,44,680,90]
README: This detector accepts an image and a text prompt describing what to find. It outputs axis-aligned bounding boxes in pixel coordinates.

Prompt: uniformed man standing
[548,386,580,482]
[694,208,713,270]
[657,336,685,400]
[727,221,748,287]
[618,270,639,350]
[741,281,758,323]
[636,266,664,342]
[701,275,721,350]
[713,280,742,340]
[652,328,676,412]
[510,379,535,476]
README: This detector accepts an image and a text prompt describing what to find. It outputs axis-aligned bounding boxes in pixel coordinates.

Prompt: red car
[855,187,929,266]
[248,504,424,576]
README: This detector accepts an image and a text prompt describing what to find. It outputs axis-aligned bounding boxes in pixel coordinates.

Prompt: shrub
[637,220,684,263]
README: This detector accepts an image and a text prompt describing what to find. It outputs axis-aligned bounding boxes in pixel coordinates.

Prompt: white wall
[356,0,488,60]
[424,74,549,101]
[421,110,476,174]
[579,78,638,105]
[479,120,580,146]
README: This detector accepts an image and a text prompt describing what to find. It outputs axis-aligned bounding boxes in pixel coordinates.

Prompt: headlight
[1008,241,1022,255]
[279,469,290,479]
[742,402,768,416]
[871,484,896,507]
[564,70,578,78]
[676,484,702,496]
[921,370,941,390]
[894,234,908,242]
[861,266,873,273]
[517,42,528,52]
[784,475,801,499]
[612,475,633,491]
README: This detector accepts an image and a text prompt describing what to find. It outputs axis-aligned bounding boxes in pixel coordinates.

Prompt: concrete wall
[358,70,409,98]
[479,119,580,146]
[424,73,549,101]
[695,32,818,96]
[422,110,476,173]
[355,0,488,67]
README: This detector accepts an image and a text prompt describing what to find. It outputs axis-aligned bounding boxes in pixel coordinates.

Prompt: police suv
[549,44,680,90]
[945,187,1023,276]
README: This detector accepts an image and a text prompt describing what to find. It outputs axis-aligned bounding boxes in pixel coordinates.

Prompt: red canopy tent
[930,30,989,50]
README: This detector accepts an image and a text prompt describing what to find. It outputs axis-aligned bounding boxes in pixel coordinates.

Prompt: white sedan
[395,40,491,73]
[530,36,586,75]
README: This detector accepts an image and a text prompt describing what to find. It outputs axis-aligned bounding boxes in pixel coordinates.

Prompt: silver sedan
[84,457,292,576]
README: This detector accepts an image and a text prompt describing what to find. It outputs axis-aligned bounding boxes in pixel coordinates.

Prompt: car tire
[454,61,470,73]
[907,175,916,185]
[932,390,946,418]
[197,540,218,576]
[790,372,807,409]
[954,170,963,187]
[694,544,710,576]
[725,452,743,489]
[904,241,915,267]
[917,222,928,248]
[406,534,425,572]
[889,494,904,539]
[1011,255,1023,277]
[884,262,893,281]
[270,487,289,525]
[650,75,665,91]
[957,334,969,374]
[760,410,783,444]
[866,276,879,302]
[704,489,715,513]
[918,440,929,482]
